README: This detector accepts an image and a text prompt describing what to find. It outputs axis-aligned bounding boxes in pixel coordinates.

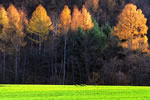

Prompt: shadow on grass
[0,85,6,87]
[0,84,12,87]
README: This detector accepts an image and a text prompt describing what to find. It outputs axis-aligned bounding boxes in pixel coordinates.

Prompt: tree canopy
[114,3,149,52]
[27,4,52,42]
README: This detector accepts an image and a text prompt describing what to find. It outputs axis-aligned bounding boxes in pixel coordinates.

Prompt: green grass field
[0,85,150,100]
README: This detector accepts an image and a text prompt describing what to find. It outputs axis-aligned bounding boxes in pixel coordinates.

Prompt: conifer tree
[27,4,52,55]
[0,5,8,27]
[81,5,94,31]
[71,6,81,31]
[27,4,52,43]
[0,5,8,82]
[0,4,26,83]
[59,5,71,34]
[59,5,71,84]
[114,3,149,52]
[0,4,26,54]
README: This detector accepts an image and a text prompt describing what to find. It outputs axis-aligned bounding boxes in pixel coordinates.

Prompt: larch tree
[19,10,28,31]
[18,9,28,83]
[7,4,24,36]
[0,5,8,28]
[27,4,52,54]
[81,5,94,31]
[71,5,94,31]
[71,6,82,31]
[0,4,26,83]
[59,5,71,34]
[59,5,71,84]
[0,5,9,51]
[0,5,8,82]
[5,4,26,52]
[113,3,149,52]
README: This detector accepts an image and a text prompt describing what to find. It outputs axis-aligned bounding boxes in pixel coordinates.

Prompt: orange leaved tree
[0,4,26,83]
[71,5,94,31]
[27,4,52,42]
[0,5,8,82]
[114,3,149,52]
[0,5,8,27]
[27,4,52,54]
[59,5,71,84]
[71,6,82,31]
[59,5,71,34]
[81,5,94,31]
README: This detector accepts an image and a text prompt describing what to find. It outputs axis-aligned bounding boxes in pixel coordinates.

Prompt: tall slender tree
[59,5,71,84]
[0,5,8,83]
[19,9,28,83]
[0,4,26,83]
[27,4,53,54]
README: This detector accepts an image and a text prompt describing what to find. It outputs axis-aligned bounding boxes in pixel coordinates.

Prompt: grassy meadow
[0,85,150,100]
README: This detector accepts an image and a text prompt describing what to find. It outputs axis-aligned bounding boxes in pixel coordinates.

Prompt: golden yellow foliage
[17,10,28,34]
[2,4,25,37]
[27,4,52,38]
[0,5,8,25]
[0,4,26,54]
[114,3,149,52]
[121,36,149,52]
[19,10,28,26]
[81,5,94,31]
[59,5,71,34]
[7,4,21,29]
[114,4,148,40]
[71,6,82,31]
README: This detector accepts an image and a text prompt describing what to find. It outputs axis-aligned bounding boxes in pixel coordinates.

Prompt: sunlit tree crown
[27,4,52,35]
[114,3,148,40]
[0,5,8,25]
[59,5,71,33]
[114,3,149,52]
[7,4,21,29]
[81,5,94,31]
[71,6,82,31]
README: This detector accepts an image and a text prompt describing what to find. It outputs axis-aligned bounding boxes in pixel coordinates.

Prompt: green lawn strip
[0,85,150,100]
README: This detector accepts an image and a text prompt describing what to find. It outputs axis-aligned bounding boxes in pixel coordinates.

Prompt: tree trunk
[15,44,19,83]
[84,50,90,82]
[30,36,33,54]
[3,53,6,83]
[63,36,67,85]
[77,62,81,83]
[50,54,54,84]
[71,59,74,84]
[22,53,26,83]
[39,37,42,55]
[85,57,90,82]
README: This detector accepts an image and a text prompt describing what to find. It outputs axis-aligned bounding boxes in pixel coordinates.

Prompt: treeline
[0,3,104,84]
[1,0,150,25]
[0,1,150,86]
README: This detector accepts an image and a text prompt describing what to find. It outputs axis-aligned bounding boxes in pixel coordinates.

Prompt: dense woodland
[0,0,150,86]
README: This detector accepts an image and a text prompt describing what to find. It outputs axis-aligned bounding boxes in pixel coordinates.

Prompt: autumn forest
[0,0,150,86]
